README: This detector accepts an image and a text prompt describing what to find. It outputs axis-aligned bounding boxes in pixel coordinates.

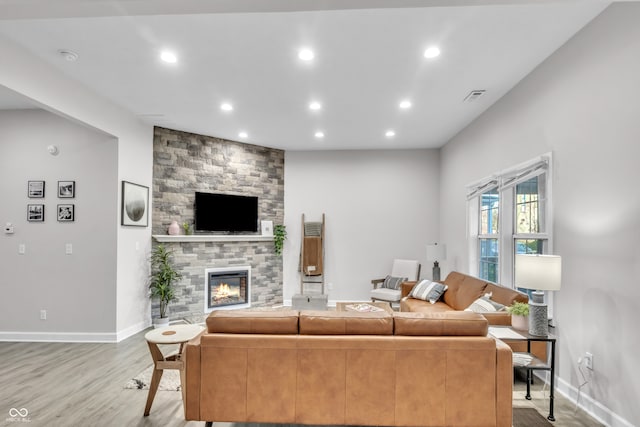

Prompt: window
[467,154,552,288]
[479,187,499,282]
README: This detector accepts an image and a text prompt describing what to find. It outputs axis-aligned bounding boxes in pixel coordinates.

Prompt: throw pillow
[409,280,448,304]
[382,275,407,290]
[465,295,506,313]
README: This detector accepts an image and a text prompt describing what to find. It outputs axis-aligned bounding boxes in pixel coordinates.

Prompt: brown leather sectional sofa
[184,309,513,427]
[400,271,529,325]
[401,271,545,358]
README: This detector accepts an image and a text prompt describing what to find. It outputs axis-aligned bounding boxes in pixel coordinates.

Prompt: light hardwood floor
[0,329,602,427]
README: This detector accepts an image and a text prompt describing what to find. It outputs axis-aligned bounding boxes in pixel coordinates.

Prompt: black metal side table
[489,326,557,421]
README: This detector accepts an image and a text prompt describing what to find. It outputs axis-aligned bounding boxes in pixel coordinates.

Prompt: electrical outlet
[584,352,593,370]
[40,310,47,320]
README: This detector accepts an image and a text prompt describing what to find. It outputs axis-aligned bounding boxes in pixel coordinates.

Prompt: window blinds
[466,156,549,200]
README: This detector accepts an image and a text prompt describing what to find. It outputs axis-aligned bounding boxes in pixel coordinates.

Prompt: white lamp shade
[427,244,446,261]
[515,254,562,291]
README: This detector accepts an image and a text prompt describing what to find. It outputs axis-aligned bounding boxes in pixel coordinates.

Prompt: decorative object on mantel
[507,301,529,331]
[149,244,181,327]
[274,224,287,255]
[261,220,273,236]
[426,243,446,281]
[182,222,192,235]
[167,220,180,235]
[515,254,562,336]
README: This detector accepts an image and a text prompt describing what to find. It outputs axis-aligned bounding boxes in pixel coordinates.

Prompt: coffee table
[143,324,204,416]
[335,301,394,314]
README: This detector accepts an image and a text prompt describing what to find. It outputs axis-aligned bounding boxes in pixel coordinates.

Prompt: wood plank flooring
[0,329,602,427]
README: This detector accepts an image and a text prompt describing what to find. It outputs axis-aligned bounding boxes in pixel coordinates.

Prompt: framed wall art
[121,181,149,227]
[28,181,45,198]
[27,204,45,222]
[58,181,75,198]
[57,204,75,222]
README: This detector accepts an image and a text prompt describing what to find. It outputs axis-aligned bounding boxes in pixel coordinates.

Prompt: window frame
[467,154,554,295]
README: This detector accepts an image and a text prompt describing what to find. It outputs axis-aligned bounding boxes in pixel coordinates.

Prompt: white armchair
[370,259,421,305]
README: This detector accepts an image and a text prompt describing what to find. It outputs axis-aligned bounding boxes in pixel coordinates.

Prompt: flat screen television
[194,192,259,233]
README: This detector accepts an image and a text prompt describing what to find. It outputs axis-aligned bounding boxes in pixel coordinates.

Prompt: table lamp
[515,254,562,336]
[426,243,446,281]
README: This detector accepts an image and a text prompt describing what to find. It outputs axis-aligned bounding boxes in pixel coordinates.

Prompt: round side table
[143,324,204,416]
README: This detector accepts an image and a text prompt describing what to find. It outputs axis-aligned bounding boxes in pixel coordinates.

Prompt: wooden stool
[143,324,204,416]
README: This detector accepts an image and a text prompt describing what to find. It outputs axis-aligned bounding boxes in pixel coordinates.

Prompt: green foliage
[182,222,192,235]
[273,224,287,256]
[507,301,529,317]
[149,244,181,318]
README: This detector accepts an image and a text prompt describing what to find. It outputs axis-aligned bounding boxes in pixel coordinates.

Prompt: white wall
[284,149,439,304]
[0,109,117,339]
[439,4,639,426]
[0,34,153,340]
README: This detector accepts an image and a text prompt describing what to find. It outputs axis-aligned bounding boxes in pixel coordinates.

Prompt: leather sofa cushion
[299,311,393,335]
[206,309,299,334]
[393,311,488,336]
[441,271,489,310]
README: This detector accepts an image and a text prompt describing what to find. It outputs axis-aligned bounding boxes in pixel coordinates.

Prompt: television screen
[194,192,259,232]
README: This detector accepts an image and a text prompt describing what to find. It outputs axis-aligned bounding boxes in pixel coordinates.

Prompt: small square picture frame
[57,204,75,222]
[58,180,75,198]
[28,180,45,198]
[27,204,45,222]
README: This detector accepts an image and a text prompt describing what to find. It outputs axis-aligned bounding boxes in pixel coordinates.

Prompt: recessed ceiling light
[385,130,396,138]
[314,131,325,139]
[399,100,412,109]
[423,46,441,59]
[160,51,177,63]
[220,103,233,112]
[238,131,248,139]
[298,48,315,61]
[309,102,322,111]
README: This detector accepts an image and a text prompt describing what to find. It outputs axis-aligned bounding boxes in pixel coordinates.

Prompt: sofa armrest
[371,278,385,289]
[400,281,417,298]
[183,331,204,420]
[480,312,512,326]
[495,338,514,427]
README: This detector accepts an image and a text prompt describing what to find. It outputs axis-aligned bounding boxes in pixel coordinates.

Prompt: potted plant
[274,224,287,255]
[149,244,181,327]
[507,301,529,331]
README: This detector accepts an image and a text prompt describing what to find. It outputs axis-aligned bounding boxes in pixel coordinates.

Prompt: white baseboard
[116,319,151,342]
[556,377,635,427]
[0,331,118,343]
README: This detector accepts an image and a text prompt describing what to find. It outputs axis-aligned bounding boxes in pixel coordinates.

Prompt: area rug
[513,407,553,427]
[124,365,181,391]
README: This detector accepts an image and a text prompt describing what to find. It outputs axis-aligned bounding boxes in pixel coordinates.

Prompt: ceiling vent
[464,90,486,103]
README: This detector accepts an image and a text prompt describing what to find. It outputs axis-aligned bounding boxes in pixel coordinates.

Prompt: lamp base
[432,261,441,282]
[528,290,548,336]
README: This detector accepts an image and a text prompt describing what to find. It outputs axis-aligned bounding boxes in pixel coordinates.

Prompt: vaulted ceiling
[0,0,609,150]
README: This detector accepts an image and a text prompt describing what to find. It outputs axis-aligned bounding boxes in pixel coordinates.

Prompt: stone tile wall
[152,127,284,321]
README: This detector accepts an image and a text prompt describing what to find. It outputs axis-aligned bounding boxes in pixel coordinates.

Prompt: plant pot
[153,317,170,328]
[511,314,529,331]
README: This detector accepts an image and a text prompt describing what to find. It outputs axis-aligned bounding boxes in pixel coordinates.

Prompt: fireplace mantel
[153,235,274,243]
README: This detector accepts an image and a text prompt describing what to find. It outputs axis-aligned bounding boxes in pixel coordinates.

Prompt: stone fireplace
[152,126,284,322]
[205,266,251,311]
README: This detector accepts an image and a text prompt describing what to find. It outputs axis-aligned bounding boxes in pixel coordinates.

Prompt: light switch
[18,244,25,254]
[4,223,14,234]
[65,243,73,254]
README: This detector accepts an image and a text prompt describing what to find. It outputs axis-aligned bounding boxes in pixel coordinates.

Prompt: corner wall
[0,109,117,340]
[0,33,153,341]
[439,4,639,426]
